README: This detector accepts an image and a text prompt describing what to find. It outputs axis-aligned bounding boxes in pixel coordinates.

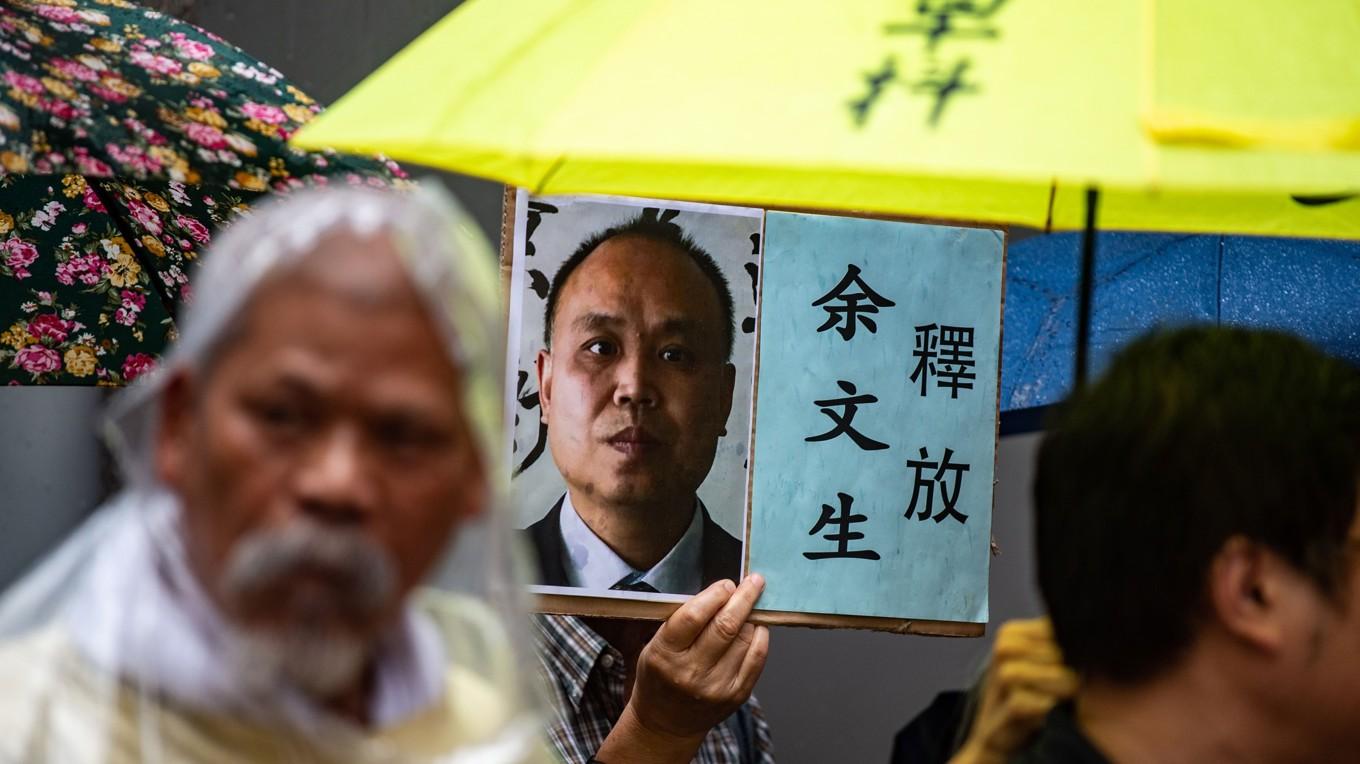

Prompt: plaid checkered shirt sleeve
[534,614,775,764]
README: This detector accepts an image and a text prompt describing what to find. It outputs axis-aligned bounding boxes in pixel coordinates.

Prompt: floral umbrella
[0,0,405,385]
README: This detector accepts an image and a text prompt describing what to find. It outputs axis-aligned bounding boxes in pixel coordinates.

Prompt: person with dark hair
[526,214,742,595]
[1015,326,1360,763]
[525,215,773,763]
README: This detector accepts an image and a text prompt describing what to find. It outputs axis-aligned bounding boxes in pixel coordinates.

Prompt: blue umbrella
[1000,231,1360,433]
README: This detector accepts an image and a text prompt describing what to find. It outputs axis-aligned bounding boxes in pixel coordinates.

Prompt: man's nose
[293,425,376,526]
[612,352,659,409]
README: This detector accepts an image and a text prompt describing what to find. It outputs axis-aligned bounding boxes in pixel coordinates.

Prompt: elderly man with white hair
[0,185,551,762]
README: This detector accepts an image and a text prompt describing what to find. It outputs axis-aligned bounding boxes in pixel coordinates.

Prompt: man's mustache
[220,520,397,622]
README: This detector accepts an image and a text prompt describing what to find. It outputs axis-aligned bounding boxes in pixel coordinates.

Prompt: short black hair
[1035,326,1360,684]
[542,212,735,360]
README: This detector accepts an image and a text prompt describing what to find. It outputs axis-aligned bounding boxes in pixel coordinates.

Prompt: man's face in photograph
[538,234,735,512]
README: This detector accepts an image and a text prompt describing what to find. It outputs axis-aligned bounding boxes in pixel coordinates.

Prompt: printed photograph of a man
[506,195,761,599]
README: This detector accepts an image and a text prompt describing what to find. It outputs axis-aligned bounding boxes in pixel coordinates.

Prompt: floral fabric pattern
[0,0,407,384]
[0,174,174,383]
[0,0,403,188]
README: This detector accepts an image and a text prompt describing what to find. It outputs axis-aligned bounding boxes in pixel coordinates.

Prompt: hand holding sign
[595,575,770,764]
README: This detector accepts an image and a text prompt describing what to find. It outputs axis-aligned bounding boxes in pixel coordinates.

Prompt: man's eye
[585,340,617,356]
[372,418,453,454]
[249,399,308,431]
[660,347,692,363]
[375,422,425,448]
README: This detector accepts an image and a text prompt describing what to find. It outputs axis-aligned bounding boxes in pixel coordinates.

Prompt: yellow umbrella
[294,0,1360,240]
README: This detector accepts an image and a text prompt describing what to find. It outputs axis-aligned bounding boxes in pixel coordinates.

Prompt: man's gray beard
[218,520,398,700]
[231,619,370,700]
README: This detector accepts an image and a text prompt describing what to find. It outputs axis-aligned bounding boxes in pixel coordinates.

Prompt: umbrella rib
[533,156,567,195]
[1074,187,1100,387]
[89,180,178,322]
[1095,234,1193,285]
[1216,236,1224,326]
[1044,182,1056,234]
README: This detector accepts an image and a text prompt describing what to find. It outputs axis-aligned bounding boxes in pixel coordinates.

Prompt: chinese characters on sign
[905,447,970,523]
[849,0,1010,128]
[750,211,1003,623]
[801,268,975,559]
[805,493,880,560]
[806,380,890,451]
[512,369,547,477]
[812,264,897,340]
[743,233,761,334]
[911,323,977,398]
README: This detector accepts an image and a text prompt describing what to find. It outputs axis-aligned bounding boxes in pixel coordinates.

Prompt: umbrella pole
[1075,186,1100,387]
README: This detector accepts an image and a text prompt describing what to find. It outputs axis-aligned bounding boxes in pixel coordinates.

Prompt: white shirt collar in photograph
[558,492,704,595]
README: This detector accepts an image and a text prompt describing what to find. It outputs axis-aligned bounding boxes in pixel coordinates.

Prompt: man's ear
[154,371,196,491]
[535,348,553,424]
[1207,536,1289,654]
[719,362,737,436]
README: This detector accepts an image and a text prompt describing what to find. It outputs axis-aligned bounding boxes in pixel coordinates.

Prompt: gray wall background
[0,3,1045,761]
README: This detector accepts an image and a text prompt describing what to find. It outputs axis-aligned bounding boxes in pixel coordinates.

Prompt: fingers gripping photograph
[4,1,1360,764]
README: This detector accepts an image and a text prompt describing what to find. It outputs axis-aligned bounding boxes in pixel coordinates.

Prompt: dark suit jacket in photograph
[521,496,742,591]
